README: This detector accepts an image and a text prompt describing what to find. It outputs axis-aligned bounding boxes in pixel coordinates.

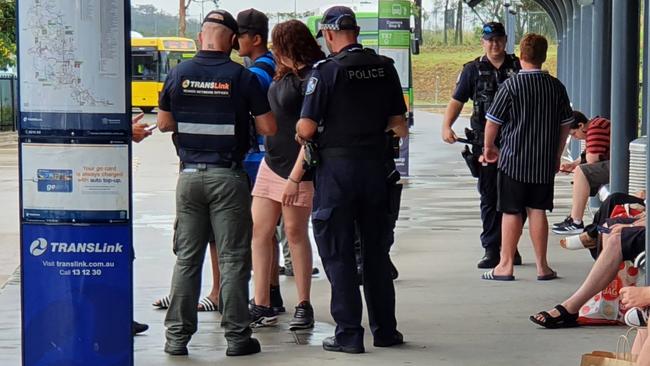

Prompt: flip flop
[152,295,170,309]
[481,269,515,281]
[198,297,220,312]
[537,271,558,281]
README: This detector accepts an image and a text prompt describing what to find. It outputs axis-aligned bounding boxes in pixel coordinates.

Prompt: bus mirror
[411,38,420,55]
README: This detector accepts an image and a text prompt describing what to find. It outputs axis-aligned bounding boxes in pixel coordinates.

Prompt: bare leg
[632,328,647,355]
[205,241,220,305]
[534,232,623,321]
[492,212,523,277]
[270,239,280,287]
[527,208,553,276]
[282,204,313,303]
[637,327,650,366]
[570,166,590,223]
[251,196,282,307]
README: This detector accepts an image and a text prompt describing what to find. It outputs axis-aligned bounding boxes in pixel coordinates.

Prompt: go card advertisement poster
[21,143,129,223]
[21,223,133,366]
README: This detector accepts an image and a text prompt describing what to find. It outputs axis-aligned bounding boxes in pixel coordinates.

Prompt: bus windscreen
[160,51,191,81]
[132,51,158,81]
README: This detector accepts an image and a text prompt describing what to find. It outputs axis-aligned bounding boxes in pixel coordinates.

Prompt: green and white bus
[306,0,416,175]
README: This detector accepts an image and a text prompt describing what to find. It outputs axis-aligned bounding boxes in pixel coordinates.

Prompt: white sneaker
[624,307,648,328]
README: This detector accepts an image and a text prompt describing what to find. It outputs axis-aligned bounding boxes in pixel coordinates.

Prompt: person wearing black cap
[156,9,276,357]
[235,7,288,323]
[296,6,408,354]
[441,22,522,269]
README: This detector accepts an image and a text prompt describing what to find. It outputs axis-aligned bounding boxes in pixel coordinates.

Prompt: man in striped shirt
[553,112,611,235]
[481,34,573,281]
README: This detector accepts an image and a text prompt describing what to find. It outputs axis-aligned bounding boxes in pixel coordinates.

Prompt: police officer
[441,22,522,269]
[296,6,408,353]
[157,10,276,356]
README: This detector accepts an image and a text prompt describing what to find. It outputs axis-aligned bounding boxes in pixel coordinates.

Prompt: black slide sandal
[529,304,579,329]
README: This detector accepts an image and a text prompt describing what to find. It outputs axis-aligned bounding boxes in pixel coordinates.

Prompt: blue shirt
[248,51,275,92]
[243,51,276,183]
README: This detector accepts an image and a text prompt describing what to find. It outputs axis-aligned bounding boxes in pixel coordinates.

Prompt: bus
[131,37,197,113]
[306,0,416,175]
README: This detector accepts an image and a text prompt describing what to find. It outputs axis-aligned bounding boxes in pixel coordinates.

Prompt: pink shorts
[252,159,314,208]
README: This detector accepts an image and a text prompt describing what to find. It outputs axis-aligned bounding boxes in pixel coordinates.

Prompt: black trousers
[587,192,645,259]
[478,162,502,252]
[312,158,397,347]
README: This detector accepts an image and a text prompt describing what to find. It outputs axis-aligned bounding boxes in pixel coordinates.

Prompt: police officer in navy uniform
[296,6,408,354]
[441,22,522,269]
[157,10,276,357]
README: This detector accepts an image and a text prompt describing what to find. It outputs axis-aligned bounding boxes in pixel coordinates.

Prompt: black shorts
[620,226,646,262]
[497,171,554,214]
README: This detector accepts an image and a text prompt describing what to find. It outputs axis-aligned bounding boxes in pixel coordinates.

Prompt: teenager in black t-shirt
[249,20,325,330]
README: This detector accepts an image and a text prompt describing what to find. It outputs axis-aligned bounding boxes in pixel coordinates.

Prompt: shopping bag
[610,203,644,219]
[580,329,638,365]
[578,261,639,325]
[581,352,636,366]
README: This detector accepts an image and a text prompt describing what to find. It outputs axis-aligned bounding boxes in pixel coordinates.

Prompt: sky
[131,0,353,19]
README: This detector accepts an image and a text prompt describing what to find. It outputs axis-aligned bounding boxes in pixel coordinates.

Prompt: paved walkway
[0,110,627,365]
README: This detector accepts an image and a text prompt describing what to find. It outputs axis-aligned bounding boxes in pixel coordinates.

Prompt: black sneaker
[552,218,584,235]
[553,216,573,228]
[373,331,404,347]
[270,285,286,313]
[322,336,365,354]
[164,343,188,356]
[289,301,315,330]
[226,338,261,356]
[132,321,149,336]
[249,304,278,328]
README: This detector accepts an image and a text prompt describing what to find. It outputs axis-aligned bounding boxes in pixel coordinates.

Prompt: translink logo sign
[28,237,123,257]
[29,238,48,256]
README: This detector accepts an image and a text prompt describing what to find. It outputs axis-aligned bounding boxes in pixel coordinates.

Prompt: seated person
[553,112,611,235]
[560,191,645,259]
[530,214,646,328]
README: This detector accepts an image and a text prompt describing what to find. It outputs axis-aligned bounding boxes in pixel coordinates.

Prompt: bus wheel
[141,107,154,114]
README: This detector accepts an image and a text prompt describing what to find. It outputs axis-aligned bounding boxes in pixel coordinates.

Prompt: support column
[565,27,574,98]
[610,0,640,193]
[641,0,650,286]
[579,4,592,114]
[571,8,581,107]
[643,0,649,135]
[590,0,612,118]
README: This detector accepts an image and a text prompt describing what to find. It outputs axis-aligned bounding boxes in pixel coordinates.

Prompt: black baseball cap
[482,22,506,39]
[202,10,239,50]
[316,6,359,38]
[237,8,269,39]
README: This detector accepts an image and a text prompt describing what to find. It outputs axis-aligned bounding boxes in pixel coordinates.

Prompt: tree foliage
[0,0,15,69]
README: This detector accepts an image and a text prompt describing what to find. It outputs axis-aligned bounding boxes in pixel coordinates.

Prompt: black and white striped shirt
[486,70,573,184]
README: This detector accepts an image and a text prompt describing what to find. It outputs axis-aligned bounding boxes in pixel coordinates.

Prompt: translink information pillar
[17,0,133,365]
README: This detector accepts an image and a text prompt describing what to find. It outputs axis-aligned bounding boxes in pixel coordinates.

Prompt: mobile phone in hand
[145,124,157,132]
[597,225,611,234]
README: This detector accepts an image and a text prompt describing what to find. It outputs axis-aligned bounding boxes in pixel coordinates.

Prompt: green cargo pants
[164,167,253,349]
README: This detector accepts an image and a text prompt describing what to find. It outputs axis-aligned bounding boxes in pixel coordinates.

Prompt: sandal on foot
[481,269,515,281]
[153,295,170,309]
[198,297,220,312]
[529,304,579,329]
[537,271,558,281]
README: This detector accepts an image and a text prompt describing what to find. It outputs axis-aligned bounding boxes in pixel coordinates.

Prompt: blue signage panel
[21,223,133,366]
[21,112,130,137]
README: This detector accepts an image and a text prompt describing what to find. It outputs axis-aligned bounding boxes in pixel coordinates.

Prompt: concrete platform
[0,110,627,365]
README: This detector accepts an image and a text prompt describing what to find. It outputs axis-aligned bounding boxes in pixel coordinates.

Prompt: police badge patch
[306,77,318,95]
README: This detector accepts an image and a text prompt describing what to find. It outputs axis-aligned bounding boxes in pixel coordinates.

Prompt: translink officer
[157,10,276,357]
[441,22,522,269]
[296,6,408,354]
